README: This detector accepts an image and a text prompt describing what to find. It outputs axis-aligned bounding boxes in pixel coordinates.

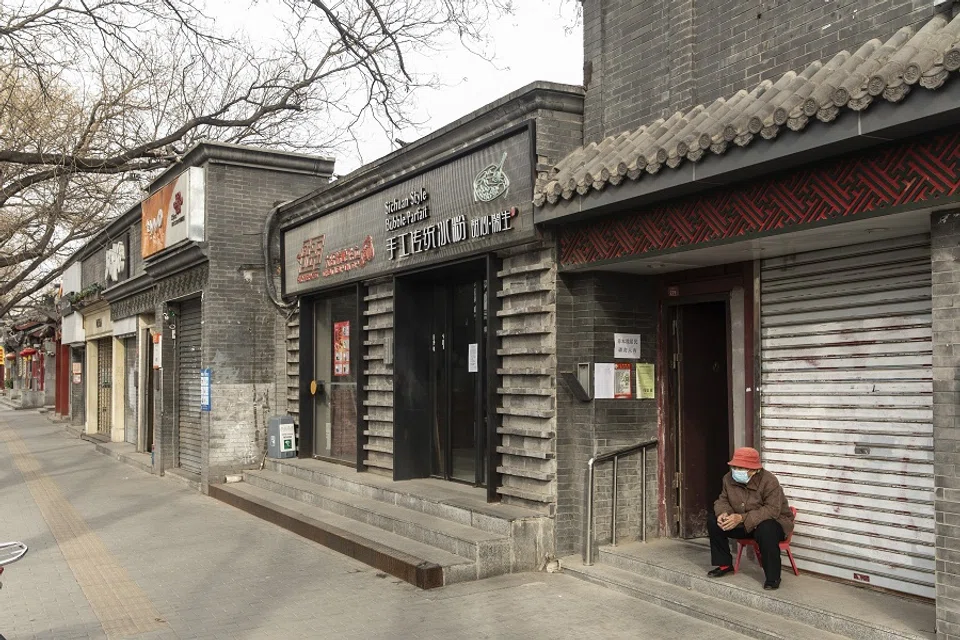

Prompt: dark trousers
[707,516,786,583]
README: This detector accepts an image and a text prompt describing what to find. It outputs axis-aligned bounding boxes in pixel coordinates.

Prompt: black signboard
[283,128,533,295]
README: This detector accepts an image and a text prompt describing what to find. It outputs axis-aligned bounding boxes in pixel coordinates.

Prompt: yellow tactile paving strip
[0,425,167,638]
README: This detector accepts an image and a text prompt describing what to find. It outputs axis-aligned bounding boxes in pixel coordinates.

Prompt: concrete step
[210,482,478,589]
[242,469,511,568]
[596,544,933,640]
[264,458,538,537]
[562,558,843,640]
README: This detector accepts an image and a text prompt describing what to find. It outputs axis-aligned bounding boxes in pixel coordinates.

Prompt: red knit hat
[728,447,762,470]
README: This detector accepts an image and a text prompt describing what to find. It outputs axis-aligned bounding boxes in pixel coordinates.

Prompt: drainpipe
[262,202,296,314]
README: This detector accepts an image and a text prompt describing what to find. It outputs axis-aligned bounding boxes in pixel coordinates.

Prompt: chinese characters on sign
[333,321,350,377]
[323,236,375,277]
[105,239,127,282]
[298,235,376,282]
[386,207,517,261]
[282,130,533,294]
[614,333,642,359]
[296,235,325,284]
[200,368,211,411]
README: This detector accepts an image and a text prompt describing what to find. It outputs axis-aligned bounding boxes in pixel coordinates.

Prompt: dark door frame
[296,283,365,469]
[427,271,487,485]
[656,262,755,537]
[392,254,501,499]
[143,327,155,455]
[668,298,733,538]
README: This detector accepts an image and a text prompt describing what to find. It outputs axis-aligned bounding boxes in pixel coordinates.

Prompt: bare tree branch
[0,0,514,318]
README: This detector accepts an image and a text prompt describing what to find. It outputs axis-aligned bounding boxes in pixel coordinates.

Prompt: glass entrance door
[314,291,358,463]
[430,273,486,485]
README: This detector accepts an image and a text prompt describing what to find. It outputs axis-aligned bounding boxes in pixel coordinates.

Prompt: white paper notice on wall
[594,363,615,399]
[468,343,479,372]
[614,333,642,359]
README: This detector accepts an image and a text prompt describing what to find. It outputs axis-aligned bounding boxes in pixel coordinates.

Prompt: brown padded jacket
[713,468,794,535]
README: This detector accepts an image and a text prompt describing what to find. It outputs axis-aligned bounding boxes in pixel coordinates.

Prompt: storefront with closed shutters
[57,142,332,486]
[529,11,960,603]
[758,235,934,598]
[129,142,332,487]
[174,297,203,474]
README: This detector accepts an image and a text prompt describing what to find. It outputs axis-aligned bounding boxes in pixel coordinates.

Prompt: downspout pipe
[263,202,297,314]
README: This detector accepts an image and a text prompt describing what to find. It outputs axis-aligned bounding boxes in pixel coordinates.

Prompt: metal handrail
[584,438,658,566]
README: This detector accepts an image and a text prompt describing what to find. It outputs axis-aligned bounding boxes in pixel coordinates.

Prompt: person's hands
[719,513,743,531]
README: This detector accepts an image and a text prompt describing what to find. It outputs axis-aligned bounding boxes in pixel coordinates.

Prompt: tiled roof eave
[534,12,960,209]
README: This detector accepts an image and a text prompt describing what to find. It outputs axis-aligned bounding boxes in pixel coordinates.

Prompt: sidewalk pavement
[0,407,749,640]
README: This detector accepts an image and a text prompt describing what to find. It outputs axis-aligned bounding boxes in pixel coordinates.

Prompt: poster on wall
[200,368,212,411]
[636,363,655,399]
[614,363,633,399]
[593,363,615,399]
[333,321,350,377]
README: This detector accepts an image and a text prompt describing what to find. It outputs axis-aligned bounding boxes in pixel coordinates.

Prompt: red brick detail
[559,129,960,266]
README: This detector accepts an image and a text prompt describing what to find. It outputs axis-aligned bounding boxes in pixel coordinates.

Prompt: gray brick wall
[81,248,106,290]
[555,272,659,557]
[129,221,144,277]
[583,0,932,143]
[202,163,327,487]
[932,210,960,639]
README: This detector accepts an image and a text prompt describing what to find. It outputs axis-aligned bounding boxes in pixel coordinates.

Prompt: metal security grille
[760,234,933,599]
[177,299,203,474]
[97,338,112,435]
[123,336,138,445]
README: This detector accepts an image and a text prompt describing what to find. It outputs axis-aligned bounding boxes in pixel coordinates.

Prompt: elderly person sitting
[707,447,795,590]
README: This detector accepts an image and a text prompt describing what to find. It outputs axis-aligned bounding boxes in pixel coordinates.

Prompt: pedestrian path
[0,408,749,639]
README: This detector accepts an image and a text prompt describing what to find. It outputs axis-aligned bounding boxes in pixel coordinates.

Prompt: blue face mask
[731,469,750,484]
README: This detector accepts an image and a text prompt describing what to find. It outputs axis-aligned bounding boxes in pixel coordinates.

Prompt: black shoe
[763,580,781,590]
[707,566,735,578]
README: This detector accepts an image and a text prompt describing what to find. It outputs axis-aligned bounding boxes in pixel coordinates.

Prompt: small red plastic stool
[734,506,799,576]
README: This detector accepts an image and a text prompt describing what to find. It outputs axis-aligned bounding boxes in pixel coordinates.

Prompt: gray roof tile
[534,13,960,207]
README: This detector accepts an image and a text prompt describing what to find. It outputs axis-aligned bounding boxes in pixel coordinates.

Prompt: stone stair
[561,540,935,640]
[563,558,844,640]
[210,457,551,589]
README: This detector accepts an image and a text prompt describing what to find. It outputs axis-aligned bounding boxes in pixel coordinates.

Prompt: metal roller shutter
[97,338,112,436]
[177,299,203,474]
[759,234,933,599]
[124,336,138,445]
